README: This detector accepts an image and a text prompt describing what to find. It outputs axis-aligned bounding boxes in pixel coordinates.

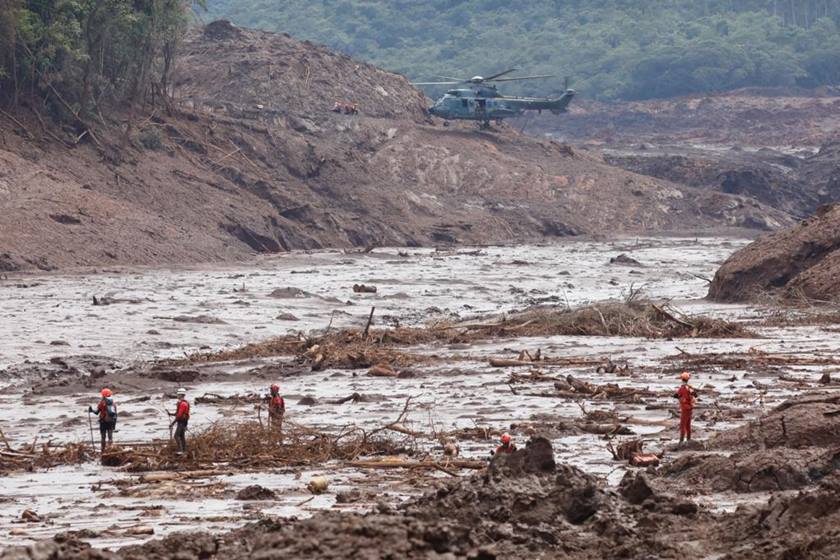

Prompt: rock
[21,510,40,522]
[307,476,329,494]
[352,284,377,293]
[609,254,643,266]
[276,312,299,321]
[172,315,226,324]
[236,485,277,501]
[298,396,318,406]
[269,287,315,299]
[671,501,699,516]
[619,472,654,505]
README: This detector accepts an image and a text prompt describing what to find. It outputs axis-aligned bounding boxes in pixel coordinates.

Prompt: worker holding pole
[170,388,190,455]
[87,388,117,452]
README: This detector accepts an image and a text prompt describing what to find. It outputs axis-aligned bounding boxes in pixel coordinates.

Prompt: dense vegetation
[205,0,840,100]
[0,1,204,120]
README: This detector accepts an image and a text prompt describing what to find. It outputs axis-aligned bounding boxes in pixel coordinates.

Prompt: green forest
[205,0,840,100]
[0,1,204,119]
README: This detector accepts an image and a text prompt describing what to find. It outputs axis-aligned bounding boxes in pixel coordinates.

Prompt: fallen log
[349,459,485,470]
[490,358,533,367]
[368,364,399,377]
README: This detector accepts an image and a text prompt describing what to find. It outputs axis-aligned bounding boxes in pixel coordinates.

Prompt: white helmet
[176,388,187,396]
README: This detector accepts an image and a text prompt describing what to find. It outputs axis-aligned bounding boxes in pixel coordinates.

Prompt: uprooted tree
[0,0,205,124]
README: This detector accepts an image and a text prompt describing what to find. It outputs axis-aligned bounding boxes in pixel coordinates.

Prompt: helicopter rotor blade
[483,68,518,81]
[412,81,461,86]
[436,75,467,82]
[491,74,555,82]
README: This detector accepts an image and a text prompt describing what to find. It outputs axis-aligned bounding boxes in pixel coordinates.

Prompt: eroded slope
[0,22,787,271]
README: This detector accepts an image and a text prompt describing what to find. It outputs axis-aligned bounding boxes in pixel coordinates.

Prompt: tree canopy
[0,0,205,118]
[204,0,840,100]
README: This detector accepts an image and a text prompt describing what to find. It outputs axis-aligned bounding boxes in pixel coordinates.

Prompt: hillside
[529,90,840,219]
[0,22,788,272]
[205,0,840,101]
[709,203,840,302]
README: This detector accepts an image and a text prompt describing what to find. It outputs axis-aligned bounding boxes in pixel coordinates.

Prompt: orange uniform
[676,384,696,441]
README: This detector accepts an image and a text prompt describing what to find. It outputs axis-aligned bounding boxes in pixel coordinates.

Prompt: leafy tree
[1,0,205,119]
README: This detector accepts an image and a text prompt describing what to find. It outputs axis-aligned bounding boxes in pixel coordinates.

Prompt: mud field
[2,237,840,559]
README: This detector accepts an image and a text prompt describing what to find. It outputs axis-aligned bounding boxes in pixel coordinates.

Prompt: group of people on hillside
[88,373,696,458]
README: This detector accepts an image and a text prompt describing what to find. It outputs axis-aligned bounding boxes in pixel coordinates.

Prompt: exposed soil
[708,203,840,302]
[0,23,789,272]
[660,394,840,493]
[529,89,840,220]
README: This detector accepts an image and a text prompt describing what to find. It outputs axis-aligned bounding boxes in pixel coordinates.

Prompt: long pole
[87,411,96,453]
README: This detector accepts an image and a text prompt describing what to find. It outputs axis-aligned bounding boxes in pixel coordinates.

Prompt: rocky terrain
[709,203,840,302]
[530,90,840,219]
[0,21,790,272]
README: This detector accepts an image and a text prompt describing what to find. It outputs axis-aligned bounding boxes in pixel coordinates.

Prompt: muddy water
[0,237,742,369]
[3,236,839,550]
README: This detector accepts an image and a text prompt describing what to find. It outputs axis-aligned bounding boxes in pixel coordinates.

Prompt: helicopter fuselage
[427,87,575,124]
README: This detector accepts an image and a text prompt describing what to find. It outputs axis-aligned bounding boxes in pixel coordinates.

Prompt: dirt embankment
[529,89,840,219]
[0,22,788,272]
[661,393,840,493]
[708,203,840,302]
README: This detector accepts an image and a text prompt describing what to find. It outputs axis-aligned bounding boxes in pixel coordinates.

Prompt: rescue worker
[88,388,117,451]
[267,384,285,432]
[170,388,190,455]
[674,371,697,445]
[494,433,517,455]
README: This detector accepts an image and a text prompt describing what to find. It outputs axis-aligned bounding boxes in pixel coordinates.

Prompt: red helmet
[680,372,691,382]
[101,388,112,398]
[501,433,511,445]
[270,384,280,394]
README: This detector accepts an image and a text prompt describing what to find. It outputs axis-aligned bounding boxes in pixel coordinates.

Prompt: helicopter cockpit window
[461,99,468,107]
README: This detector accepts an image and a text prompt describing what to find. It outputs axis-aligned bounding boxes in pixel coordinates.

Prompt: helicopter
[412,69,575,128]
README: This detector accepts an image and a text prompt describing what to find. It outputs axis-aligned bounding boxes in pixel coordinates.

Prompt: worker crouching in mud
[492,433,517,455]
[674,372,698,446]
[170,388,190,455]
[88,388,117,452]
[267,384,285,434]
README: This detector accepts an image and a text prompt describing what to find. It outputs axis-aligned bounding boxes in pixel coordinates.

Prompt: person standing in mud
[170,388,190,455]
[674,372,697,445]
[267,384,285,434]
[88,388,117,452]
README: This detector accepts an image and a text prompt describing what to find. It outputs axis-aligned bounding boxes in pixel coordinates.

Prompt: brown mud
[5,433,840,559]
[709,203,840,303]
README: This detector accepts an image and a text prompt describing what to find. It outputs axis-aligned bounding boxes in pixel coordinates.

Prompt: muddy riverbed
[2,236,840,555]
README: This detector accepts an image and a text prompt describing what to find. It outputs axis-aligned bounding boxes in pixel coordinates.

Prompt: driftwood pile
[165,300,753,374]
[0,430,91,473]
[107,420,406,472]
[667,348,840,372]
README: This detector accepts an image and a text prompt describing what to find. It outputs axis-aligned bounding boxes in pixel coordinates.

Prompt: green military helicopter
[413,69,574,128]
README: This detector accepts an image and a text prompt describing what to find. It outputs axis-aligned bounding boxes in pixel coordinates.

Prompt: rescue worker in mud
[674,372,697,445]
[88,388,117,451]
[170,388,190,455]
[493,433,517,455]
[267,384,285,433]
